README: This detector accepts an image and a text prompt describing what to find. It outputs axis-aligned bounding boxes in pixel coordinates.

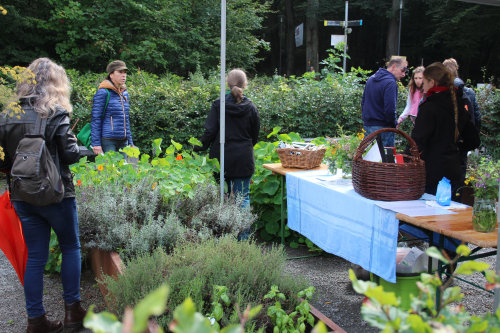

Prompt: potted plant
[465,157,499,233]
[326,127,365,178]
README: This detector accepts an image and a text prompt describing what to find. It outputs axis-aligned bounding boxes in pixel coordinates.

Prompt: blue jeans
[227,177,251,209]
[227,177,251,240]
[13,198,81,317]
[101,137,128,153]
[363,125,395,147]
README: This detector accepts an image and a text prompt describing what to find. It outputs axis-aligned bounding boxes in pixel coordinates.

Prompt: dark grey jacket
[0,100,80,200]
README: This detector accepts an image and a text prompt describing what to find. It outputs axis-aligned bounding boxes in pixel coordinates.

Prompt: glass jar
[341,161,352,179]
[472,198,498,233]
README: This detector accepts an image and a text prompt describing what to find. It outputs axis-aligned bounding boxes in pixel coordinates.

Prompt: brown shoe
[26,314,63,333]
[64,301,87,331]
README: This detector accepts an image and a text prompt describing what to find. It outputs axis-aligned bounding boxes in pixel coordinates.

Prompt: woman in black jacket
[411,62,476,197]
[0,58,85,333]
[195,69,260,209]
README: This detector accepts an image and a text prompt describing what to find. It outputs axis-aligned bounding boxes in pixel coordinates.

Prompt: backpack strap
[101,89,111,119]
[33,112,62,173]
[32,113,48,137]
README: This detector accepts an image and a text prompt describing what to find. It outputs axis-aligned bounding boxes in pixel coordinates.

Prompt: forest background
[0,0,499,84]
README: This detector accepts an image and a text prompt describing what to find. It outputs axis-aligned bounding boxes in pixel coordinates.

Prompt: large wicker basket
[352,128,425,201]
[276,147,326,169]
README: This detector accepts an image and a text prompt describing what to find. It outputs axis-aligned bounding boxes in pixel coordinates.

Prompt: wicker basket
[276,147,326,169]
[352,128,425,201]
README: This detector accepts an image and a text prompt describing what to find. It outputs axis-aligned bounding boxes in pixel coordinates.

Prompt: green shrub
[103,237,309,330]
[77,176,185,260]
[173,181,257,240]
[351,245,500,332]
[476,87,500,159]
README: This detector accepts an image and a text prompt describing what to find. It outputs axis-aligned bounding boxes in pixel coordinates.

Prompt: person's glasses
[399,66,408,73]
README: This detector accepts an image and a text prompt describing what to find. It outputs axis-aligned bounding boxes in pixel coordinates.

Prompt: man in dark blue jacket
[361,56,408,147]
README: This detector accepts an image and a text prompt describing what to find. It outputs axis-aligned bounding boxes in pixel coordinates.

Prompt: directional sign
[324,19,362,27]
[347,19,362,27]
[324,20,343,27]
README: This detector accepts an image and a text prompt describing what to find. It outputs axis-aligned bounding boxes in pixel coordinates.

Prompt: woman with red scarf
[411,62,475,197]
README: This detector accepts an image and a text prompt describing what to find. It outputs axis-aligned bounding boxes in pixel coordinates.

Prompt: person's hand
[92,146,103,155]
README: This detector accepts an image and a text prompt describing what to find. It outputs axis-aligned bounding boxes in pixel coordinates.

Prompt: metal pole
[220,0,226,203]
[279,15,283,75]
[397,0,403,55]
[494,184,500,310]
[343,1,348,74]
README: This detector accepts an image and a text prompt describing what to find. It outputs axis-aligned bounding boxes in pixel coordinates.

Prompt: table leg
[280,174,285,245]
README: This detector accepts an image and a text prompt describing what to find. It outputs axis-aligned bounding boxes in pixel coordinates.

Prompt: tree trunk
[285,0,295,76]
[386,0,400,59]
[305,0,319,72]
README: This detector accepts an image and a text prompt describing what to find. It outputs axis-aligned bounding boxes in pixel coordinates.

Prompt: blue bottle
[436,177,451,206]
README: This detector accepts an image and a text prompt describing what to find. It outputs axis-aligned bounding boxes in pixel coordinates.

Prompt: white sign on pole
[331,34,345,46]
[295,23,303,47]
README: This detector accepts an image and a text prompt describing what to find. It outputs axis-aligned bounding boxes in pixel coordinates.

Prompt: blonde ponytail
[231,86,244,104]
[226,68,248,104]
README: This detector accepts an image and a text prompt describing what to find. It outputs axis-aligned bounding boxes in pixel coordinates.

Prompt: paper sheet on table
[425,200,469,210]
[375,200,458,217]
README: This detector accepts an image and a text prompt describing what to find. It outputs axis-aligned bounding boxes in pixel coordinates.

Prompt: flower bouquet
[465,157,499,232]
[326,128,365,178]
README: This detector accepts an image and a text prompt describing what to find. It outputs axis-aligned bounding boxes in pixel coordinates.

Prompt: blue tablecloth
[286,170,399,283]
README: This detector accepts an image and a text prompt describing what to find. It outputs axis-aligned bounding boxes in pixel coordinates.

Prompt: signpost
[323,1,362,73]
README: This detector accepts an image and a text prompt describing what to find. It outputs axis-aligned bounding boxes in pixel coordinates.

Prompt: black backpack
[10,113,64,206]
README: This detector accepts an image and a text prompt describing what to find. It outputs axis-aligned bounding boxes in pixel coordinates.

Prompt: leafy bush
[85,283,329,333]
[476,87,500,160]
[173,181,257,240]
[66,63,370,156]
[351,245,500,332]
[103,237,309,330]
[77,175,185,260]
[74,141,254,259]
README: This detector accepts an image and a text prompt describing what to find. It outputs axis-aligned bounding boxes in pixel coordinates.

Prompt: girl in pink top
[398,66,425,125]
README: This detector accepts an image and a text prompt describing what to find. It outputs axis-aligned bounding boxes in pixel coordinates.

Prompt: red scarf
[425,86,449,98]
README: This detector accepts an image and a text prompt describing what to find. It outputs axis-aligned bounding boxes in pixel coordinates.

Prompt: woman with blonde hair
[0,58,85,332]
[195,69,260,224]
[398,66,425,125]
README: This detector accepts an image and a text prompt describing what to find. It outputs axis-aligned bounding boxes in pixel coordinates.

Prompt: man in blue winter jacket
[361,56,408,147]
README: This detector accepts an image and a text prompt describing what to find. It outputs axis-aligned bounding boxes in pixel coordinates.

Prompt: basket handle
[353,128,420,161]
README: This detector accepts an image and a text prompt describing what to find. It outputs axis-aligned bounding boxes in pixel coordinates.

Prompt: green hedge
[68,69,498,157]
[68,70,369,154]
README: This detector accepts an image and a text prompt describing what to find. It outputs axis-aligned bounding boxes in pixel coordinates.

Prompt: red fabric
[425,86,455,98]
[0,190,27,285]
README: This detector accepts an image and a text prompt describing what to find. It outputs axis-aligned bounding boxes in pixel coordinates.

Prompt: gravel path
[0,243,497,333]
[0,251,105,333]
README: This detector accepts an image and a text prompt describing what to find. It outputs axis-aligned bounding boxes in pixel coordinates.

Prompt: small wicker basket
[352,128,425,201]
[276,147,326,169]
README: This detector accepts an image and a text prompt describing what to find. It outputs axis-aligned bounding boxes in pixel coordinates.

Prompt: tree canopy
[0,0,499,83]
[0,0,270,75]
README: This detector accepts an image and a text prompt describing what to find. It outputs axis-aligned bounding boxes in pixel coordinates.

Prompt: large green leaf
[133,285,169,333]
[83,305,123,333]
[455,261,490,275]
